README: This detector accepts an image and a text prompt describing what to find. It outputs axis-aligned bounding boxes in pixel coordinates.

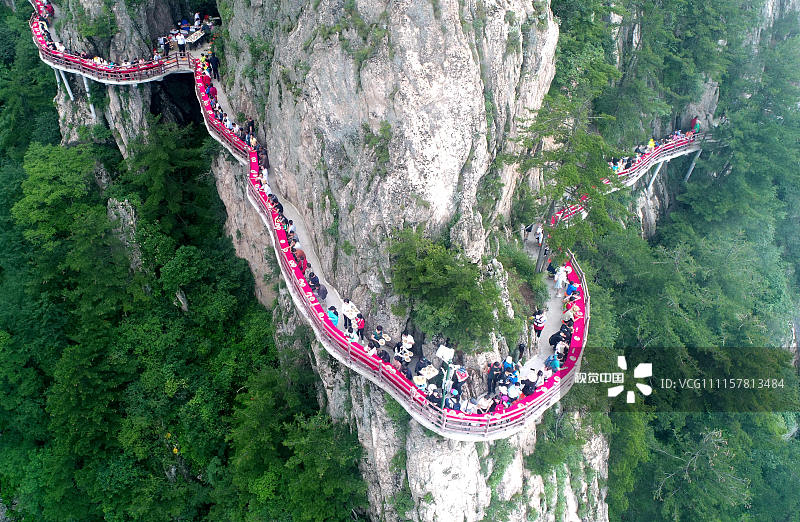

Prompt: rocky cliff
[213,1,610,518]
[42,0,617,519]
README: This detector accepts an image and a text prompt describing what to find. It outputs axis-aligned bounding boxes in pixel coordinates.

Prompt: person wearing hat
[326,306,339,328]
[503,356,514,372]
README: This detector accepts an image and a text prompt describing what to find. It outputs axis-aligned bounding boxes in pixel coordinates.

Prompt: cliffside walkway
[26,0,691,440]
[552,135,705,224]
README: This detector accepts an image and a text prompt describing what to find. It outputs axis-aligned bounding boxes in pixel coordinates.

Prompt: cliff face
[47,0,191,155]
[221,0,557,277]
[45,0,614,519]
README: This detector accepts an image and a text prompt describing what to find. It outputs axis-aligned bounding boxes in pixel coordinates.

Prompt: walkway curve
[28,0,588,441]
[553,134,705,223]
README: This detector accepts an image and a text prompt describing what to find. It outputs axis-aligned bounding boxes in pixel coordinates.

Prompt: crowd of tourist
[254,153,581,414]
[34,0,585,418]
[607,119,700,174]
[35,3,216,71]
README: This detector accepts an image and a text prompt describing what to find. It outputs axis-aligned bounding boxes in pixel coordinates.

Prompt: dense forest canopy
[0,6,365,520]
[526,0,800,519]
[0,0,798,519]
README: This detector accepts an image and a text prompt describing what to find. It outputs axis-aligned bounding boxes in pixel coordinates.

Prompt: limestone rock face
[48,0,185,156]
[210,153,279,304]
[633,163,672,239]
[220,0,558,288]
[104,84,155,157]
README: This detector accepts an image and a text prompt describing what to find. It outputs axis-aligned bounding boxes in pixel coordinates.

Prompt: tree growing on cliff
[389,228,501,350]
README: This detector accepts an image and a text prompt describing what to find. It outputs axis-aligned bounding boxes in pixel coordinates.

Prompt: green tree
[389,228,501,349]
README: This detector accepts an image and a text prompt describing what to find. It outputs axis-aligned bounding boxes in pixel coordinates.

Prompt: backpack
[545,354,557,369]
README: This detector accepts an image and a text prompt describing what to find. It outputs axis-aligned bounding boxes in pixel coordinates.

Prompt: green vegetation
[0,8,365,519]
[363,120,392,183]
[75,0,117,40]
[389,229,502,350]
[516,0,800,520]
[525,409,586,476]
[486,439,515,490]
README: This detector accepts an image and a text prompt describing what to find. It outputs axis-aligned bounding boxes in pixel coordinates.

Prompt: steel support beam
[683,149,702,182]
[82,74,97,122]
[646,161,665,192]
[58,69,74,101]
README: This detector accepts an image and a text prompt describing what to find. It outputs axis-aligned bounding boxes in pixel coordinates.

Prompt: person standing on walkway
[554,265,568,296]
[532,309,546,341]
[690,115,700,134]
[342,299,359,330]
[175,32,186,57]
[327,306,339,328]
[208,52,220,80]
[159,36,170,57]
[487,361,502,394]
[355,313,366,340]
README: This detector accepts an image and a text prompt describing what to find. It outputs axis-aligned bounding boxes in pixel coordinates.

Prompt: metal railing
[191,62,251,162]
[555,134,705,223]
[26,2,592,440]
[239,137,591,439]
[28,10,193,85]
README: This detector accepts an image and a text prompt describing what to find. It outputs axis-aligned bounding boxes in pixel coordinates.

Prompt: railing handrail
[241,145,590,437]
[554,134,705,223]
[28,5,193,84]
[27,2,591,440]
